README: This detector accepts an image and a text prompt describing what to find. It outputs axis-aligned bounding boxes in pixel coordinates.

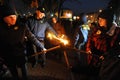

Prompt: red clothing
[86,25,120,80]
[86,26,120,55]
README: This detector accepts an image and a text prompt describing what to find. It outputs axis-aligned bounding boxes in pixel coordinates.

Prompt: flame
[47,33,69,45]
[47,33,56,40]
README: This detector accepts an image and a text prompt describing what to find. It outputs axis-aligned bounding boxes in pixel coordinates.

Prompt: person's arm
[86,27,98,54]
[25,17,33,31]
[25,26,45,50]
[86,36,92,54]
[46,22,58,36]
[73,26,84,48]
[73,27,79,47]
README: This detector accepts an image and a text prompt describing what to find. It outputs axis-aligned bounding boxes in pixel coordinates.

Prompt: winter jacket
[0,19,44,58]
[26,16,57,41]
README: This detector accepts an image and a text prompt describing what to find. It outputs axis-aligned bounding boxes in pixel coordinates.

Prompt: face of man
[36,10,45,19]
[98,17,107,28]
[3,15,17,26]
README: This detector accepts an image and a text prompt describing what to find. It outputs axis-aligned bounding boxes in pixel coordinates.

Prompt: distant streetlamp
[66,12,72,18]
[99,9,102,13]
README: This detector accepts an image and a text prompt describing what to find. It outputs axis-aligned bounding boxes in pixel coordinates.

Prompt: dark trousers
[99,55,120,80]
[26,40,46,67]
[3,55,28,80]
[8,63,28,80]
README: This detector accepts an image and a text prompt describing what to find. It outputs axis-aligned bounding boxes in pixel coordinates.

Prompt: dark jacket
[0,19,44,64]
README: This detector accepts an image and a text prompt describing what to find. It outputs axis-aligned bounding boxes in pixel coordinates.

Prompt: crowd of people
[0,2,120,80]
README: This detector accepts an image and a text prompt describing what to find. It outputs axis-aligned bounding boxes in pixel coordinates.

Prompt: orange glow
[47,32,69,45]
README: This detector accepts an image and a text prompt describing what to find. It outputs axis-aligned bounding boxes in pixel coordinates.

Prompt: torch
[30,32,74,80]
[47,32,71,68]
[30,45,61,57]
[30,32,69,57]
[47,32,75,80]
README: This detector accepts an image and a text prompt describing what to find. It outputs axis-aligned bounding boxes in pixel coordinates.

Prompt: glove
[42,48,47,54]
[86,50,92,54]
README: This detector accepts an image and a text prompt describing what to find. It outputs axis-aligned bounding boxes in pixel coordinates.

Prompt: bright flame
[47,33,69,45]
[47,33,56,40]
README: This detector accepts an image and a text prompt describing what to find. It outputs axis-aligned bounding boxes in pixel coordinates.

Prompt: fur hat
[0,5,16,18]
[36,6,45,13]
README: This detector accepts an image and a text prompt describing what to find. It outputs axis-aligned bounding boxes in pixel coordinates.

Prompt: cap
[0,5,16,18]
[98,9,113,21]
[98,9,114,29]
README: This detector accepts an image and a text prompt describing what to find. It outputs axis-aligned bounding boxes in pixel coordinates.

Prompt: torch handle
[30,45,61,57]
[45,45,61,52]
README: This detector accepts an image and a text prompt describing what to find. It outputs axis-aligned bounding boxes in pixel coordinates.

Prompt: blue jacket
[26,16,57,41]
[73,24,89,49]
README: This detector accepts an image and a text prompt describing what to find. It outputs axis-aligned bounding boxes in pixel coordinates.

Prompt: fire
[47,33,56,40]
[47,32,69,45]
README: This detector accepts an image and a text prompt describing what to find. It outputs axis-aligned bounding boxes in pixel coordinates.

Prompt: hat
[98,9,113,21]
[0,5,16,18]
[36,6,45,13]
[98,9,114,29]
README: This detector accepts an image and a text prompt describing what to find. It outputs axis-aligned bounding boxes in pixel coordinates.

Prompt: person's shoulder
[114,27,120,38]
[43,20,50,25]
[116,26,120,28]
[16,19,26,27]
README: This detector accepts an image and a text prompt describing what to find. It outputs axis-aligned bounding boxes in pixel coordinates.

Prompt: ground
[1,51,100,80]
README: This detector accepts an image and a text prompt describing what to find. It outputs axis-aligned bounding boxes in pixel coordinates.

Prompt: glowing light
[86,15,88,18]
[99,9,102,13]
[66,13,72,18]
[73,16,77,20]
[47,33,56,40]
[90,16,93,18]
[47,32,69,45]
[76,16,80,19]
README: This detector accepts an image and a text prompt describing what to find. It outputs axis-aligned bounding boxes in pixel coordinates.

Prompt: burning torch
[47,32,71,69]
[30,32,74,80]
[31,32,69,58]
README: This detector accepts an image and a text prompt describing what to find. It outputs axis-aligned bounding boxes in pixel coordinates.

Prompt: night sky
[12,0,111,16]
[62,0,111,15]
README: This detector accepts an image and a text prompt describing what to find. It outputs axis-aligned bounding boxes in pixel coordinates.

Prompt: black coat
[0,19,44,65]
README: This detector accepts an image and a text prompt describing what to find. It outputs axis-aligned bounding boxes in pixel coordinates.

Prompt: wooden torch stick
[30,45,61,57]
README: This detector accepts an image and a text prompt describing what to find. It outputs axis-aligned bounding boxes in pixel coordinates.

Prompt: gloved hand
[86,50,92,54]
[42,48,47,54]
